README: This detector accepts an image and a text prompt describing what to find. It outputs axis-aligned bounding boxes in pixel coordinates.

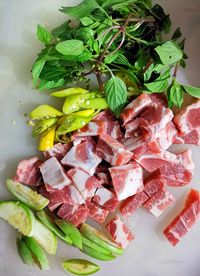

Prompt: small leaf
[144,70,170,92]
[162,15,171,34]
[104,51,122,64]
[51,22,71,40]
[155,41,183,66]
[168,80,183,108]
[172,27,182,40]
[32,60,45,86]
[102,0,137,8]
[38,79,65,90]
[104,77,127,117]
[182,84,200,99]
[56,40,84,56]
[80,17,94,26]
[37,25,53,44]
[114,54,133,68]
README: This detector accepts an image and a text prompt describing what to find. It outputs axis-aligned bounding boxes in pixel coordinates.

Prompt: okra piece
[82,245,115,261]
[61,259,100,275]
[81,235,112,255]
[32,118,57,137]
[30,105,63,120]
[51,87,89,98]
[79,98,108,109]
[16,237,34,265]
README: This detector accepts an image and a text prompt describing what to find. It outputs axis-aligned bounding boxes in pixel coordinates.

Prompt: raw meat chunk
[124,118,142,139]
[143,190,174,217]
[149,93,168,107]
[156,122,177,150]
[14,156,42,186]
[87,201,109,224]
[40,157,71,190]
[173,129,200,145]
[158,149,194,186]
[106,215,134,249]
[93,187,119,212]
[109,162,143,201]
[93,109,116,122]
[43,142,72,160]
[144,171,166,197]
[57,203,88,227]
[120,191,149,217]
[61,140,102,175]
[96,133,133,166]
[120,93,151,125]
[163,189,200,246]
[173,100,200,135]
[67,168,101,200]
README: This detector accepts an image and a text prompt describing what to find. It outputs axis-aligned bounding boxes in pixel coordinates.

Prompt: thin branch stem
[173,63,179,78]
[95,72,104,92]
[115,17,155,24]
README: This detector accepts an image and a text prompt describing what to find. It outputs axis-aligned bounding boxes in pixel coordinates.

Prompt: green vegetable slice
[23,236,49,270]
[29,105,63,120]
[82,244,115,261]
[16,237,34,265]
[0,201,35,236]
[80,224,123,255]
[51,88,89,98]
[36,211,72,245]
[6,179,49,210]
[32,219,57,255]
[81,235,112,255]
[79,98,108,109]
[55,219,82,249]
[61,259,100,275]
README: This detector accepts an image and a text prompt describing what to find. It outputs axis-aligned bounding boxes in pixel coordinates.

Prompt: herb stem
[114,17,155,24]
[95,72,104,92]
[173,63,179,78]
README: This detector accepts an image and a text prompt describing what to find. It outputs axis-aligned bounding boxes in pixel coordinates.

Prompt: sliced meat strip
[106,215,134,249]
[158,149,194,186]
[120,93,152,125]
[67,168,101,200]
[43,142,72,160]
[61,140,102,175]
[93,109,116,122]
[173,100,200,135]
[73,121,122,140]
[40,157,71,190]
[119,191,149,218]
[173,129,200,146]
[93,187,119,212]
[143,189,175,217]
[96,133,133,166]
[163,189,200,246]
[57,203,88,227]
[109,162,143,201]
[86,201,109,224]
[144,171,166,197]
[14,156,42,186]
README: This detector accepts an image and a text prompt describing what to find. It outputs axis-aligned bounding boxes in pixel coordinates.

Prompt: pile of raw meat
[13,93,200,249]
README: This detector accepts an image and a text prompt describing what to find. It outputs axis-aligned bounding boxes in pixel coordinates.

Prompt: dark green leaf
[38,79,65,90]
[155,41,183,66]
[172,27,182,40]
[168,80,183,108]
[60,0,101,19]
[80,17,94,26]
[114,54,133,68]
[144,70,170,92]
[51,21,71,40]
[40,66,66,81]
[144,62,164,82]
[56,40,84,56]
[162,15,171,34]
[104,77,127,116]
[32,60,45,86]
[102,0,137,8]
[182,84,200,98]
[37,25,53,44]
[77,49,93,62]
[104,51,122,64]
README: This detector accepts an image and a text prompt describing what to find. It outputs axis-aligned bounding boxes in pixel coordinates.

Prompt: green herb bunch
[32,0,200,116]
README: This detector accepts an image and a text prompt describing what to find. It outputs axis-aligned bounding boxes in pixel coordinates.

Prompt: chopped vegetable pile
[1,0,200,275]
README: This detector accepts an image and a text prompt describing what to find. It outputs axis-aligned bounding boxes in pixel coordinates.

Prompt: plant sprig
[32,0,200,116]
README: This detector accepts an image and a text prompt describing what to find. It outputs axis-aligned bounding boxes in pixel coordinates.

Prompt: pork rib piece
[156,122,177,150]
[61,140,102,175]
[163,189,200,246]
[93,187,119,212]
[86,201,109,224]
[124,118,142,139]
[119,191,149,218]
[14,156,42,186]
[158,149,194,186]
[93,109,116,122]
[149,93,168,107]
[96,133,133,166]
[67,168,101,200]
[109,162,143,201]
[57,203,88,227]
[40,157,71,190]
[173,129,200,146]
[43,142,72,160]
[120,93,151,125]
[144,171,166,197]
[173,100,200,135]
[106,215,134,249]
[143,189,174,217]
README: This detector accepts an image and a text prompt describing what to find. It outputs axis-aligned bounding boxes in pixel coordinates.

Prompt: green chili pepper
[51,87,89,98]
[32,118,58,137]
[80,98,108,109]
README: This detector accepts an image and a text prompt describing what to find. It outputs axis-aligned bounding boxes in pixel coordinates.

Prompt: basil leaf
[37,25,52,44]
[144,62,164,82]
[104,77,127,117]
[80,17,94,26]
[172,27,182,40]
[56,40,84,56]
[144,70,170,92]
[168,81,183,108]
[182,84,200,98]
[155,41,183,65]
[114,54,133,68]
[38,79,65,90]
[51,22,72,40]
[104,51,122,64]
[32,60,45,86]
[60,0,101,19]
